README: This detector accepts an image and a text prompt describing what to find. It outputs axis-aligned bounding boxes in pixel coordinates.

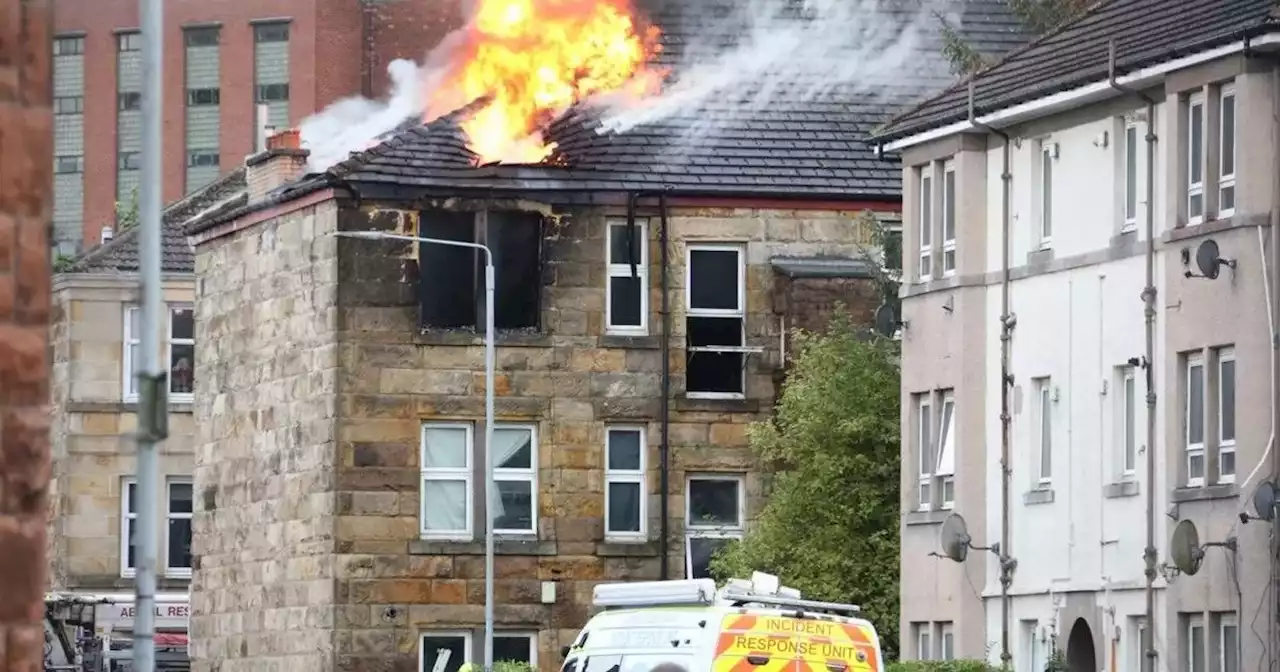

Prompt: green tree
[116,186,139,231]
[937,0,1091,76]
[710,310,902,656]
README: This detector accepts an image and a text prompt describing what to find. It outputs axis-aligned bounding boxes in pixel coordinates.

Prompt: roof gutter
[882,31,1280,153]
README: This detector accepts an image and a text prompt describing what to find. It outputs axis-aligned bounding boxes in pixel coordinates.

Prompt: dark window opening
[254,23,290,43]
[118,92,142,111]
[420,636,467,672]
[184,27,220,47]
[494,635,533,664]
[489,210,542,330]
[187,88,220,106]
[256,83,289,103]
[117,32,142,52]
[686,246,745,395]
[54,37,84,56]
[55,156,83,174]
[187,151,219,168]
[687,316,743,395]
[118,152,141,171]
[419,210,480,329]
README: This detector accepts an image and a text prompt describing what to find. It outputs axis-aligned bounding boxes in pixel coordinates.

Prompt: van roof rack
[718,588,862,618]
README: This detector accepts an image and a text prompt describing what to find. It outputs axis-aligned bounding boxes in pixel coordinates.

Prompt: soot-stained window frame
[685,243,756,399]
[417,209,544,333]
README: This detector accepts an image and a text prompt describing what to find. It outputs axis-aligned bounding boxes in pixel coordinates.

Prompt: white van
[560,572,884,672]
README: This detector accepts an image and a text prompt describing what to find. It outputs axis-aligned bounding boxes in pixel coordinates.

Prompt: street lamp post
[334,230,498,669]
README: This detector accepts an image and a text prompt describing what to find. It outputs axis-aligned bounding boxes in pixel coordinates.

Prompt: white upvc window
[1219,613,1239,672]
[167,305,195,401]
[1186,355,1207,486]
[1188,92,1206,224]
[941,162,956,276]
[1218,348,1236,483]
[685,244,748,399]
[917,394,933,510]
[1218,84,1237,217]
[938,622,955,660]
[918,169,933,281]
[1039,142,1055,247]
[685,474,744,579]
[937,392,956,509]
[1123,119,1140,231]
[492,424,538,535]
[1187,614,1206,672]
[1035,378,1053,484]
[420,631,472,672]
[494,632,538,667]
[605,218,649,335]
[121,478,137,577]
[420,423,474,539]
[165,479,193,577]
[604,425,646,540]
[1122,366,1138,478]
[916,623,932,661]
[123,306,141,401]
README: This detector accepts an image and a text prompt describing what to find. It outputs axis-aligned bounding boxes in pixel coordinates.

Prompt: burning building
[182,1,1029,670]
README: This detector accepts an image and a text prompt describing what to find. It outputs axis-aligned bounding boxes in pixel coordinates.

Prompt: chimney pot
[267,129,301,151]
[246,128,311,205]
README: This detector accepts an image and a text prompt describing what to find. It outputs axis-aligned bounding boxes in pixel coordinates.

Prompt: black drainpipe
[627,187,673,578]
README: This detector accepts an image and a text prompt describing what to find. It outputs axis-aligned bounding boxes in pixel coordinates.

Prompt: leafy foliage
[52,253,76,273]
[937,17,989,76]
[710,310,902,656]
[115,187,140,231]
[887,661,999,672]
[1005,0,1091,34]
[490,662,537,672]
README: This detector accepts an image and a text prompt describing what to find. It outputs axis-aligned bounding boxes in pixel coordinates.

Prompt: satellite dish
[1170,519,1205,576]
[1253,480,1278,522]
[873,303,901,338]
[939,513,972,563]
[1194,239,1234,280]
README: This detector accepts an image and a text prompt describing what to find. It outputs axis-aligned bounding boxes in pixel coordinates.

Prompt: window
[54,36,84,56]
[494,633,537,666]
[118,152,141,171]
[937,392,956,509]
[1188,93,1206,223]
[187,152,219,168]
[606,219,648,334]
[166,480,193,576]
[254,23,290,43]
[168,306,195,399]
[118,92,141,111]
[1124,120,1140,229]
[1022,620,1042,672]
[187,88,220,106]
[117,32,142,52]
[915,623,932,661]
[1187,615,1206,672]
[941,162,956,275]
[605,426,646,539]
[121,479,137,576]
[256,83,290,103]
[918,170,932,280]
[420,423,473,538]
[1121,366,1137,477]
[493,424,537,534]
[1219,614,1238,672]
[1218,348,1236,483]
[1219,85,1236,216]
[685,244,747,398]
[184,27,220,47]
[420,632,471,672]
[1036,378,1053,484]
[1133,618,1148,672]
[685,475,744,579]
[1039,142,1054,246]
[1186,354,1206,486]
[916,393,933,510]
[938,622,955,660]
[54,96,83,115]
[54,156,83,174]
[123,306,141,400]
[417,209,542,331]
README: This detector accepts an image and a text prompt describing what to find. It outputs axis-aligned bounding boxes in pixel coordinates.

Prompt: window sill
[1027,247,1054,267]
[904,509,951,526]
[597,540,661,557]
[408,538,558,556]
[164,570,193,580]
[1103,480,1140,499]
[599,334,661,349]
[70,401,194,415]
[1171,483,1238,503]
[1166,212,1265,243]
[675,395,759,414]
[1023,488,1055,505]
[413,330,553,348]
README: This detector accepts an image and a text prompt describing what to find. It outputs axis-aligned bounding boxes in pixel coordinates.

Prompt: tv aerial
[873,303,905,339]
[1183,239,1236,280]
[1239,480,1278,524]
[933,513,1018,583]
[1168,518,1237,577]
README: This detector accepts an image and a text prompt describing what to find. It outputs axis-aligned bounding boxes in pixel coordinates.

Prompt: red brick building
[51,0,464,256]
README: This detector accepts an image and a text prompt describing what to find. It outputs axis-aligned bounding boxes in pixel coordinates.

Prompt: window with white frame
[421,632,471,672]
[915,622,932,661]
[1219,613,1238,672]
[494,633,537,666]
[1035,378,1053,485]
[123,306,141,400]
[938,622,955,660]
[420,423,473,538]
[916,393,933,510]
[1121,366,1137,478]
[1039,142,1054,246]
[121,479,137,576]
[166,479,193,576]
[937,391,956,509]
[1123,119,1140,230]
[1133,617,1148,672]
[941,162,956,276]
[1186,354,1206,486]
[685,244,748,398]
[1218,347,1236,483]
[606,218,648,334]
[685,475,744,579]
[493,424,537,534]
[918,169,933,281]
[168,306,195,399]
[1188,92,1206,223]
[605,425,646,539]
[1187,614,1206,672]
[1021,620,1042,672]
[1219,84,1236,216]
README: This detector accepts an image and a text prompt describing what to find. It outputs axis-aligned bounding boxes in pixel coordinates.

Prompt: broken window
[606,218,648,334]
[418,209,542,331]
[685,244,746,397]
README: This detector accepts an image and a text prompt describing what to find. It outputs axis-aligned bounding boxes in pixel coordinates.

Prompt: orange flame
[425,0,664,164]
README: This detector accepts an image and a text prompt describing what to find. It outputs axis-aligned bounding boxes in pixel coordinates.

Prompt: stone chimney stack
[246,129,310,204]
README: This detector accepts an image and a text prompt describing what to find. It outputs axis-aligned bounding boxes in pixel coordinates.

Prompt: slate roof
[70,168,248,274]
[873,0,1280,142]
[315,0,1033,201]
